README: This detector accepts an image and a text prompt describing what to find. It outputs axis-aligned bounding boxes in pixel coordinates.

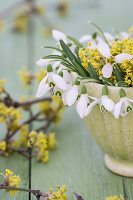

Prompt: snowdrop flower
[85,85,115,116]
[97,40,133,78]
[65,78,80,106]
[37,51,61,68]
[36,65,67,98]
[97,32,114,44]
[52,30,67,43]
[120,32,129,39]
[114,88,133,118]
[76,86,90,119]
[79,34,97,49]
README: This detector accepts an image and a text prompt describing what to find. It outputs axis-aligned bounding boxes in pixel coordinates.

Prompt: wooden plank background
[0,0,133,199]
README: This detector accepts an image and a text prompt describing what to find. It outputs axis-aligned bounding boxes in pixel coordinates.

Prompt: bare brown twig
[0,184,48,199]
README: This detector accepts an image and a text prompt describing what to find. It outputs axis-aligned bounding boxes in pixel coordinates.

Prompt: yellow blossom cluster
[106,194,124,200]
[0,79,6,95]
[0,169,20,195]
[14,14,29,32]
[39,95,64,125]
[48,185,68,200]
[0,19,5,33]
[19,67,33,88]
[0,103,23,130]
[35,132,49,163]
[35,5,45,15]
[57,0,69,16]
[79,47,105,76]
[79,38,133,86]
[128,26,133,35]
[27,131,57,163]
[36,67,47,83]
[48,132,58,150]
[0,141,6,151]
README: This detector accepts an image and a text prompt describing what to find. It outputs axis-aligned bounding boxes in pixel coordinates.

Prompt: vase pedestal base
[105,154,133,177]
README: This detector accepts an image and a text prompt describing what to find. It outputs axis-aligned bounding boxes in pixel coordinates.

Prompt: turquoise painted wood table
[1,0,133,199]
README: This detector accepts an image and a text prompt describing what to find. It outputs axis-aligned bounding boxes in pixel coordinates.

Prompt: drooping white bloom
[85,85,115,116]
[76,94,90,119]
[97,32,114,44]
[36,51,61,68]
[36,73,52,97]
[114,88,133,118]
[75,85,90,119]
[85,95,115,116]
[114,97,133,118]
[79,35,97,49]
[97,40,133,78]
[65,85,79,106]
[52,30,67,43]
[36,71,67,98]
[120,32,129,39]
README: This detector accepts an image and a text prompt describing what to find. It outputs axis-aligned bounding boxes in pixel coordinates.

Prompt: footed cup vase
[84,82,133,177]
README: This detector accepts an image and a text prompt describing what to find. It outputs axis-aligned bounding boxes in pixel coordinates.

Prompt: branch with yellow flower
[0,169,125,200]
[0,67,64,163]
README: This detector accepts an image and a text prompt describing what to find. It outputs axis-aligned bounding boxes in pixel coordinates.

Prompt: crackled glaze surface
[84,83,133,176]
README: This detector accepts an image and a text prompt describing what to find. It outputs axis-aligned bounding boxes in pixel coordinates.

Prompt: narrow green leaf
[42,55,63,60]
[88,62,99,80]
[117,81,129,87]
[60,61,78,72]
[78,77,101,84]
[114,66,124,82]
[43,46,63,53]
[88,21,109,45]
[60,39,89,77]
[60,39,77,63]
[67,35,84,48]
[100,77,115,86]
[115,63,125,77]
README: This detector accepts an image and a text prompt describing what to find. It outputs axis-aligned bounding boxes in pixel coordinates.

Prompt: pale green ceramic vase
[83,82,133,177]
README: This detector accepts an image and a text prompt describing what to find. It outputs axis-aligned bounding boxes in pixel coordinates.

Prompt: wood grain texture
[31,108,125,200]
[1,0,133,200]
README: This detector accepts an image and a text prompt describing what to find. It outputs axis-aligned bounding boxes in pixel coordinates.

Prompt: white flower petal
[66,85,79,106]
[63,70,72,85]
[62,91,67,105]
[120,98,133,117]
[101,95,115,112]
[52,30,67,43]
[104,32,114,42]
[36,59,50,66]
[126,98,133,103]
[115,53,133,63]
[114,99,123,119]
[76,94,89,119]
[120,32,129,39]
[79,35,91,43]
[52,61,60,70]
[88,96,98,101]
[97,40,111,58]
[36,75,50,98]
[85,100,100,116]
[52,74,67,91]
[102,64,113,78]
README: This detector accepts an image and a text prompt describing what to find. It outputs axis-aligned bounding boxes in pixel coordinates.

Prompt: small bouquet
[36,22,133,119]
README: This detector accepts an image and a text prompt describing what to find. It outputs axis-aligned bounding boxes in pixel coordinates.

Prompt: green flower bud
[92,32,97,39]
[81,85,86,94]
[119,88,126,98]
[58,71,63,77]
[74,78,80,85]
[47,64,53,72]
[102,85,108,96]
